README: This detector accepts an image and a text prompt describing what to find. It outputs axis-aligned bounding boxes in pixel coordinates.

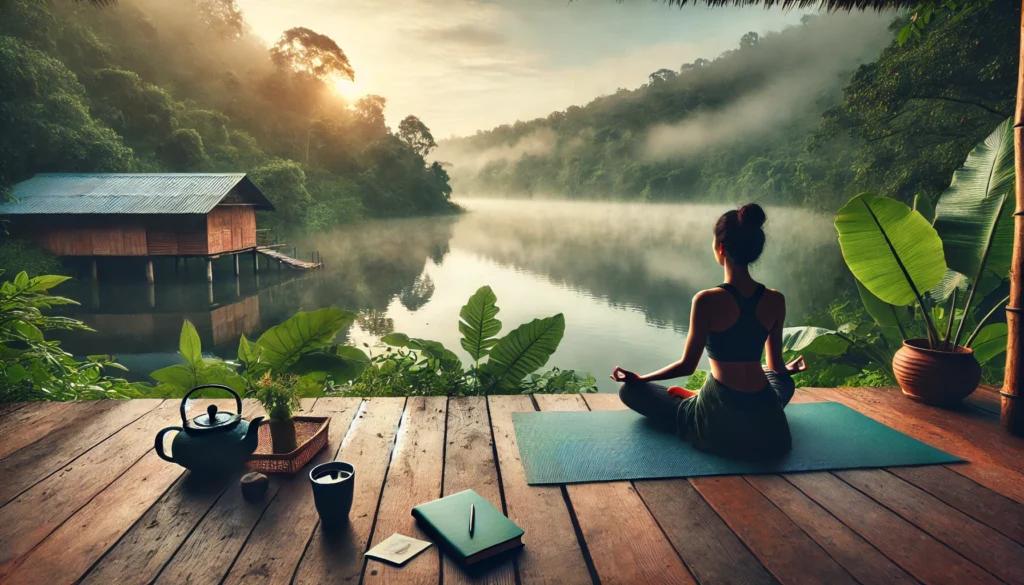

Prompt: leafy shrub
[0,238,65,277]
[0,271,141,401]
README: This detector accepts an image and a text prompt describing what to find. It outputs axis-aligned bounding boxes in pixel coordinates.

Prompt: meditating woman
[611,203,805,460]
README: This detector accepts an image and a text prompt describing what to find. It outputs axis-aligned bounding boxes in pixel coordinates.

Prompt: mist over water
[59,199,846,391]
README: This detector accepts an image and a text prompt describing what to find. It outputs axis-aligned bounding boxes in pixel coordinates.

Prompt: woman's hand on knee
[611,366,641,384]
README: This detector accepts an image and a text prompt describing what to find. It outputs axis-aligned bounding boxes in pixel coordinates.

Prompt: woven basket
[247,416,330,475]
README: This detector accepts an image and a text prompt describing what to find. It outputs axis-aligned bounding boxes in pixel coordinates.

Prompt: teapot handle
[180,384,243,426]
[155,426,183,463]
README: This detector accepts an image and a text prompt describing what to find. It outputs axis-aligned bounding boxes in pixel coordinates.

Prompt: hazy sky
[236,0,836,138]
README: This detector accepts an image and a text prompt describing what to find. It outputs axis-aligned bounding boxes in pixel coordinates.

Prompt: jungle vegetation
[438,3,1017,209]
[0,0,456,240]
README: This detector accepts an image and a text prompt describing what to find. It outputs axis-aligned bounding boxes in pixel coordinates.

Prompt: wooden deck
[1,386,1023,585]
[256,246,322,270]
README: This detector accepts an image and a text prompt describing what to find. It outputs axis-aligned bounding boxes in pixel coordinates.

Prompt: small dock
[256,246,323,270]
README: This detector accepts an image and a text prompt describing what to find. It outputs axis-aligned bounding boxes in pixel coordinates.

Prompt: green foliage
[0,0,455,233]
[683,370,707,391]
[0,238,65,277]
[250,373,303,422]
[0,271,142,401]
[152,309,367,397]
[344,286,579,396]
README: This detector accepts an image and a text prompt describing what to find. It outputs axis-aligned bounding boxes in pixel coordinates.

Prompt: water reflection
[58,199,847,390]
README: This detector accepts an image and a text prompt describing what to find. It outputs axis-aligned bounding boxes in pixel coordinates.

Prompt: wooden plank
[786,471,1002,585]
[362,396,446,585]
[889,465,1024,544]
[805,387,1024,504]
[634,480,778,585]
[221,398,362,585]
[0,401,87,459]
[151,400,310,585]
[78,400,269,585]
[292,398,407,585]
[816,386,1024,476]
[0,399,161,506]
[0,402,28,418]
[691,475,857,585]
[745,475,917,585]
[535,393,695,585]
[486,395,591,585]
[441,397,516,585]
[836,468,1024,584]
[583,393,776,585]
[0,400,174,571]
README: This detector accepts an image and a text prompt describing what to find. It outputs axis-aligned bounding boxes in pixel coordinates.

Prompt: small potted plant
[251,372,302,453]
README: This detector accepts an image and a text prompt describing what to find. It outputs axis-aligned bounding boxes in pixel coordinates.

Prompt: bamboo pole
[1002,2,1024,436]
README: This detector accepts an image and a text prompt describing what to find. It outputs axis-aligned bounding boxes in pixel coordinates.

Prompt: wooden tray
[247,416,330,475]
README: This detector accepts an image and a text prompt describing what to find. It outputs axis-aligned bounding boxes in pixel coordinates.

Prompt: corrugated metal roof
[0,173,275,215]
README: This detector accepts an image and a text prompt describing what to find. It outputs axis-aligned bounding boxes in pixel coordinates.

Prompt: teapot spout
[244,416,265,453]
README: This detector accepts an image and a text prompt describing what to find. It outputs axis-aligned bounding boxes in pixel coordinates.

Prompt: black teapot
[155,385,264,476]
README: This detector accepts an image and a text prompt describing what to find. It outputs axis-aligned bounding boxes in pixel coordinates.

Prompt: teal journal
[412,489,524,565]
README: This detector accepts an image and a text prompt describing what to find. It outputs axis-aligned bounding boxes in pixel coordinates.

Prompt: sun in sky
[331,75,364,100]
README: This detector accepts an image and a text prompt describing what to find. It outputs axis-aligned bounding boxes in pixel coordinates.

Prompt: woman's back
[701,282,786,392]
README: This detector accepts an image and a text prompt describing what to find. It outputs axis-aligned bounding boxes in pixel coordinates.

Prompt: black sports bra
[705,283,769,362]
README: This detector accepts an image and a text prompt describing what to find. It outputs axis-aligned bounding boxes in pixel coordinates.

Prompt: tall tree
[397,115,437,158]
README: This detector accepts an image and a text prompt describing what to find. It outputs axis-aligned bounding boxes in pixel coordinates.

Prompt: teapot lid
[180,384,244,434]
[190,404,241,432]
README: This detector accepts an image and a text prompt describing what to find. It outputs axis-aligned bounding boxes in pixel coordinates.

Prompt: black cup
[310,461,355,529]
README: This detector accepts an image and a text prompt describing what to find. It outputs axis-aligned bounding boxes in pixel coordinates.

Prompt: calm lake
[58,199,848,392]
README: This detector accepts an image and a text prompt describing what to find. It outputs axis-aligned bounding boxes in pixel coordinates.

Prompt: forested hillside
[437,3,1018,209]
[0,0,456,236]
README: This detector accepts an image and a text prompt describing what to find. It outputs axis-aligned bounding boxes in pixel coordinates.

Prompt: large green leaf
[969,322,1007,365]
[781,327,849,356]
[256,308,356,371]
[913,193,935,224]
[857,280,911,329]
[836,193,946,306]
[934,118,1015,280]
[289,348,368,384]
[179,320,202,367]
[458,286,502,361]
[484,314,565,391]
[927,270,969,305]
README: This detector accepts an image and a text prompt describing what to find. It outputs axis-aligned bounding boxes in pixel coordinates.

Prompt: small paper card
[365,533,432,566]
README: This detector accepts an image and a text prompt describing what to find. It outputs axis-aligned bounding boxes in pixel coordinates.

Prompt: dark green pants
[619,369,794,460]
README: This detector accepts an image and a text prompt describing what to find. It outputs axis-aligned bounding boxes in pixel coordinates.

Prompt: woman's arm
[765,291,788,375]
[637,292,710,383]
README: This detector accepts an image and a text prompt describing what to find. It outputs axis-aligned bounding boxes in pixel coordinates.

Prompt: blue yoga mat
[512,402,962,485]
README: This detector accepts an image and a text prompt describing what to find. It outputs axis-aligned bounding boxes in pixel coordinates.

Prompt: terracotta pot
[269,420,298,454]
[892,338,981,406]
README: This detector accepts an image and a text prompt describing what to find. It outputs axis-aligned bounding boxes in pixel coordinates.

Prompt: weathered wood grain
[635,479,779,585]
[837,468,1024,584]
[805,387,1024,504]
[745,474,917,585]
[0,402,29,419]
[583,393,777,585]
[0,400,177,571]
[292,398,406,585]
[362,396,447,585]
[486,395,591,585]
[151,400,313,585]
[440,396,516,585]
[0,399,161,506]
[786,471,1002,585]
[221,398,362,585]
[536,393,695,585]
[0,401,99,460]
[79,400,268,585]
[692,474,857,585]
[889,464,1024,544]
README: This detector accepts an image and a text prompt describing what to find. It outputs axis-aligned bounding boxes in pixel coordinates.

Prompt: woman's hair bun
[737,203,766,229]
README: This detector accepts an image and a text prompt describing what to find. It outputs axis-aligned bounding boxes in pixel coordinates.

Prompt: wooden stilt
[90,280,100,309]
[145,259,154,285]
[1003,1,1024,436]
[253,250,259,274]
[205,258,213,283]
[90,259,98,281]
[207,282,214,305]
[147,284,156,308]
[233,254,240,278]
